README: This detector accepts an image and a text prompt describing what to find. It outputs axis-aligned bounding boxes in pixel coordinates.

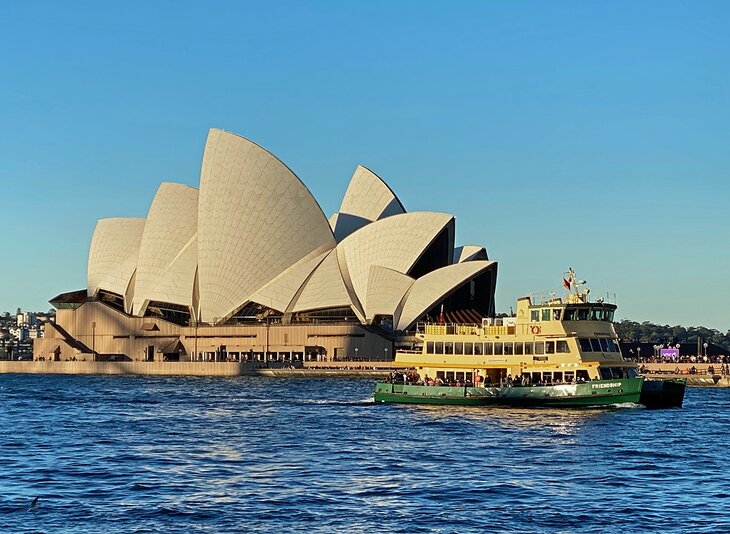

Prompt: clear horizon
[1,1,728,331]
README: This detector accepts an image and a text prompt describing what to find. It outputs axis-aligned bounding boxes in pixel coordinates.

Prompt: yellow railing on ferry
[425,325,447,335]
[423,324,482,336]
[485,326,515,336]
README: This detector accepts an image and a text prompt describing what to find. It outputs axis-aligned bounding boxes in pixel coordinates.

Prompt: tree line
[614,320,730,350]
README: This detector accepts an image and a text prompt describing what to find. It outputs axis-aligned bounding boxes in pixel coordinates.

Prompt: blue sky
[1,1,728,330]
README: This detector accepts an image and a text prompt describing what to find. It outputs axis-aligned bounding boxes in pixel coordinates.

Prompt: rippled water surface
[1,375,729,533]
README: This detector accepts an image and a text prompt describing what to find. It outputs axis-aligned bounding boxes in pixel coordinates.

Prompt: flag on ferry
[438,304,445,324]
[563,277,571,291]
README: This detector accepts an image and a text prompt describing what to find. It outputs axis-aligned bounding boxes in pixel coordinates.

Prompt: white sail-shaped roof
[291,249,352,313]
[87,218,146,300]
[132,183,199,315]
[333,165,405,241]
[197,129,336,323]
[395,261,497,331]
[337,212,454,312]
[453,245,488,263]
[248,249,329,313]
[364,266,414,322]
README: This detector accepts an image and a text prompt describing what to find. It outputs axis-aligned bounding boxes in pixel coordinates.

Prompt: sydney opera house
[34,129,497,362]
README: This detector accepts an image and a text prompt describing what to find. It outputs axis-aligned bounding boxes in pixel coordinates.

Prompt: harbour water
[1,375,728,533]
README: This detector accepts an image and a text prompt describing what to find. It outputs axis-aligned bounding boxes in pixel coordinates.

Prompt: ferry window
[531,372,542,384]
[556,340,570,353]
[427,342,434,354]
[524,342,533,355]
[541,309,551,321]
[577,308,589,321]
[543,372,552,384]
[553,309,562,321]
[590,308,601,321]
[464,342,473,355]
[455,342,463,355]
[446,371,455,382]
[484,343,493,355]
[474,343,483,356]
[599,338,609,352]
[606,339,617,352]
[531,310,539,322]
[576,370,590,382]
[607,310,615,322]
[494,342,503,355]
[627,368,637,378]
[455,372,464,382]
[565,371,575,382]
[534,342,544,355]
[545,341,555,354]
[466,372,473,383]
[435,342,444,354]
[514,342,524,355]
[600,368,612,380]
[564,307,577,321]
[554,371,563,382]
[436,371,446,380]
[590,338,602,352]
[445,342,453,354]
[579,338,592,352]
[503,342,513,355]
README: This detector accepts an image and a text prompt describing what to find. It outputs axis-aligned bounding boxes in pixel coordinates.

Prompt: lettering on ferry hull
[591,382,621,389]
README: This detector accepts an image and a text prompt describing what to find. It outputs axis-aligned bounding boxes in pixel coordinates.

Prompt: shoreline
[1,360,730,386]
[0,360,393,378]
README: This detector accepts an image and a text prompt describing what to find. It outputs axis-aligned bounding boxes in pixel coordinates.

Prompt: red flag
[438,304,445,324]
[563,278,571,291]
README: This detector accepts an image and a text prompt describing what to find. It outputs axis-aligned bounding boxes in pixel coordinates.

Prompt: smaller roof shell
[364,266,415,322]
[333,165,405,241]
[395,260,497,331]
[87,217,146,301]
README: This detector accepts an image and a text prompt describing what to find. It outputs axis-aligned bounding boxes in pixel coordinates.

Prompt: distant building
[35,129,497,362]
[16,311,37,327]
[10,327,28,341]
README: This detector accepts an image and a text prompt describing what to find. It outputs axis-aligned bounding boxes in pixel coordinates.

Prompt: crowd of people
[640,363,730,376]
[629,354,730,365]
[388,371,586,388]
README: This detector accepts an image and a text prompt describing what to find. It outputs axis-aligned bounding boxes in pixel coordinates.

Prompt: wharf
[642,363,730,387]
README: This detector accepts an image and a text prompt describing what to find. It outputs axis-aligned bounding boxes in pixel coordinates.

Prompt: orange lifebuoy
[531,325,541,335]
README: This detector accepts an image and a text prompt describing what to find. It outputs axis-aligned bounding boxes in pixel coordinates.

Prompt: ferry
[374,269,685,408]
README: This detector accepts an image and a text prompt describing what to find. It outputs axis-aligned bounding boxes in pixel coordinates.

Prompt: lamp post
[92,321,96,362]
[192,318,198,362]
[637,346,641,362]
[704,342,708,360]
[384,347,388,360]
[265,315,270,367]
[354,347,358,361]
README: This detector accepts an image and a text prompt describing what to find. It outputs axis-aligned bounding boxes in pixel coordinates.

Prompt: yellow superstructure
[395,294,637,387]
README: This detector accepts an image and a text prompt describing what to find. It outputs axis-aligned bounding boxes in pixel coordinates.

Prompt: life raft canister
[531,325,541,335]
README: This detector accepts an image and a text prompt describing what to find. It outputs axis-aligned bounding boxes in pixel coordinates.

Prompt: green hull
[373,378,643,408]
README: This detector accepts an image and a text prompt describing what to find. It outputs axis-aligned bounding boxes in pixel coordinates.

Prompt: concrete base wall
[0,360,389,378]
[35,300,394,363]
